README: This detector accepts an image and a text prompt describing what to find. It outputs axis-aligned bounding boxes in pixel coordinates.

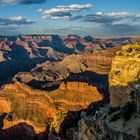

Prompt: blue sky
[0,0,140,36]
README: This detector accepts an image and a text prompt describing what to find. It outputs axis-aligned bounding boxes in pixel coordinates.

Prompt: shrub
[121,102,136,121]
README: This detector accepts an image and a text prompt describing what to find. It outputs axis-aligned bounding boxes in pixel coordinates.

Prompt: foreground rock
[0,81,102,139]
[74,41,140,140]
[109,41,140,107]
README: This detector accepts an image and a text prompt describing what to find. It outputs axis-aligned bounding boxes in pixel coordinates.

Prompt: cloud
[0,0,47,5]
[42,12,72,20]
[69,12,140,36]
[9,16,23,21]
[70,12,140,24]
[0,16,36,25]
[38,4,92,19]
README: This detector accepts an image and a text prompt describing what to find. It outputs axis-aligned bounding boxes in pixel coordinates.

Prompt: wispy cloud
[0,0,47,5]
[70,12,140,24]
[38,4,92,19]
[0,16,36,25]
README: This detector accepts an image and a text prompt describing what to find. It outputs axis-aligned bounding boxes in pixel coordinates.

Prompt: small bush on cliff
[126,47,133,53]
[110,102,136,122]
[108,107,120,115]
[121,102,136,121]
[110,112,121,122]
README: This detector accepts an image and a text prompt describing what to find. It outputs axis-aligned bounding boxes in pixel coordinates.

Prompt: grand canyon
[0,35,139,140]
[0,0,140,140]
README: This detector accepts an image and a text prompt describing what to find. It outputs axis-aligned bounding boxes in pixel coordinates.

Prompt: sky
[0,0,140,36]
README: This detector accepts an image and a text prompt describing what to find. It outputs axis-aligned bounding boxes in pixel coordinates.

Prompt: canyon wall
[74,41,140,140]
[109,41,140,107]
[0,81,102,138]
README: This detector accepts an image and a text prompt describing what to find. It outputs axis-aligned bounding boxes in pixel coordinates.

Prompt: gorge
[0,35,139,140]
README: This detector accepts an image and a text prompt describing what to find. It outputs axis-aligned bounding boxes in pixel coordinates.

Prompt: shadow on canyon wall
[0,42,56,87]
[0,110,82,140]
[23,71,109,103]
[38,35,75,54]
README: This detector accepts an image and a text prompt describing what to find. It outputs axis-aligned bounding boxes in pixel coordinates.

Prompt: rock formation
[0,35,140,87]
[109,41,140,107]
[13,46,121,92]
[59,82,99,92]
[73,41,140,140]
[0,81,102,137]
[0,36,140,139]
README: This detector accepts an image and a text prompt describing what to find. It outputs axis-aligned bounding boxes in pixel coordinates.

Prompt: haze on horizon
[0,0,140,36]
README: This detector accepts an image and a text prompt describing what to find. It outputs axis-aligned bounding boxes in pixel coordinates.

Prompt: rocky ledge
[73,41,140,140]
[0,81,102,138]
[109,41,140,107]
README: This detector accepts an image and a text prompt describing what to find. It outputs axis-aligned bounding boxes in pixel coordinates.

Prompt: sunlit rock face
[109,41,140,107]
[0,100,11,113]
[0,81,102,137]
[0,52,6,62]
[74,42,140,140]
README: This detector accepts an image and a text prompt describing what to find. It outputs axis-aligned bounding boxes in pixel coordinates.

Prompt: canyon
[0,35,140,140]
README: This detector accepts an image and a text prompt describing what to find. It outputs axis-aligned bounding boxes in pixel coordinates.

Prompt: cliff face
[13,46,121,92]
[59,82,99,92]
[74,41,140,140]
[0,81,102,137]
[76,105,140,140]
[109,41,140,107]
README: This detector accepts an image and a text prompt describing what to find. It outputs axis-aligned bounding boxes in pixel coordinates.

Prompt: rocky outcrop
[59,82,99,93]
[76,104,140,140]
[109,41,140,107]
[74,41,140,140]
[0,81,102,137]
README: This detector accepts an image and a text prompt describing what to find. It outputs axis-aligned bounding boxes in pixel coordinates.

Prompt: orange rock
[0,99,11,113]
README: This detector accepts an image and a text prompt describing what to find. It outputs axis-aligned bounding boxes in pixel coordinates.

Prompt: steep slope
[109,41,140,106]
[13,46,121,92]
[74,41,140,140]
[0,81,102,137]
